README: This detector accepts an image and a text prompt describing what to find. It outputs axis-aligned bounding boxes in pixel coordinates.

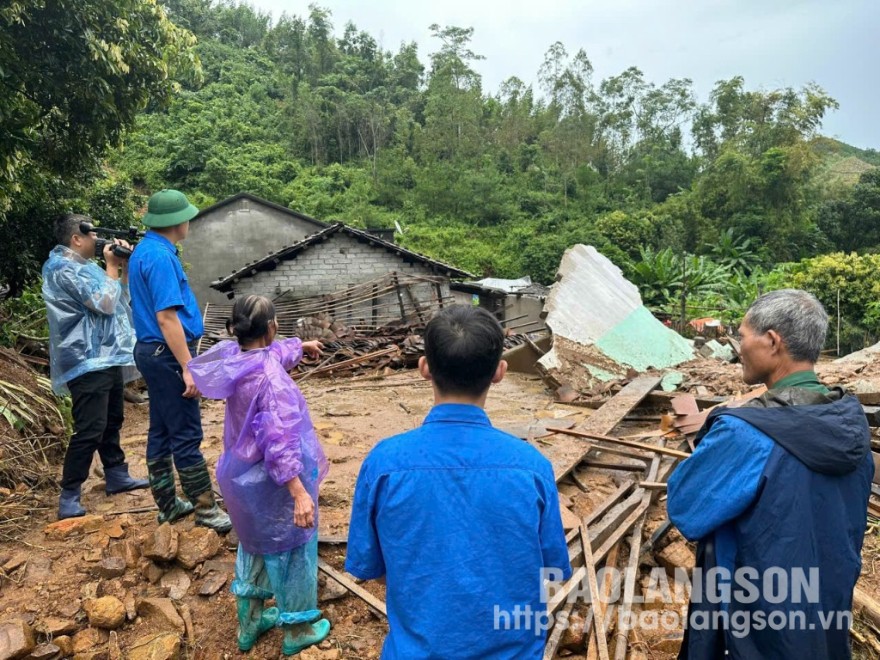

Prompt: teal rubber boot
[282,619,331,656]
[146,457,194,524]
[237,598,279,652]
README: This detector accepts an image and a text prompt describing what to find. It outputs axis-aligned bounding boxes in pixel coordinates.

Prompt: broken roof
[211,222,475,292]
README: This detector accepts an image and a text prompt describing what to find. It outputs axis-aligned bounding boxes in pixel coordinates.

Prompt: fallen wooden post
[580,523,610,660]
[587,543,620,660]
[548,427,690,460]
[639,481,667,491]
[317,559,387,618]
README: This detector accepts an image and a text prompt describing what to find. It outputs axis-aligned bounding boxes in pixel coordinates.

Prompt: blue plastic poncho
[42,246,137,395]
[188,338,329,555]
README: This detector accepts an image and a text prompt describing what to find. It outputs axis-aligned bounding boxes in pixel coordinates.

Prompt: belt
[137,339,199,351]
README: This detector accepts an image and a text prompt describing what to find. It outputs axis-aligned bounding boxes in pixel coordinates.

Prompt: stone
[71,652,109,660]
[139,560,165,585]
[123,592,137,622]
[0,618,35,660]
[174,528,221,570]
[136,599,185,634]
[128,633,181,660]
[71,628,108,654]
[107,632,121,660]
[656,541,696,577]
[56,600,82,618]
[52,637,73,658]
[44,516,104,540]
[96,558,126,579]
[159,568,191,601]
[318,577,348,603]
[198,572,227,597]
[35,617,77,637]
[652,633,684,654]
[80,582,100,601]
[25,643,60,660]
[23,557,53,586]
[142,525,178,562]
[108,539,141,570]
[199,559,234,577]
[101,521,125,540]
[299,649,341,660]
[84,597,126,630]
[559,609,587,650]
[1,554,27,573]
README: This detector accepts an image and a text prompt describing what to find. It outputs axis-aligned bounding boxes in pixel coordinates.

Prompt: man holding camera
[42,214,149,520]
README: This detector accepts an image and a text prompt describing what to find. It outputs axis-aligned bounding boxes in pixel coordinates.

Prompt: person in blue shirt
[128,189,231,533]
[42,214,150,519]
[667,289,873,659]
[346,305,572,659]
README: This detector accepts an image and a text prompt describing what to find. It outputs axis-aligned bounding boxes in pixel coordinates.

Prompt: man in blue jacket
[43,214,149,519]
[668,289,873,659]
[346,305,572,659]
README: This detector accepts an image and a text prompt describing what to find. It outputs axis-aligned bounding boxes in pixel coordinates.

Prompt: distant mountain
[813,137,879,186]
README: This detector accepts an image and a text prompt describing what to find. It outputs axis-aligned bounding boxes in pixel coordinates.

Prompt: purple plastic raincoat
[188,338,328,555]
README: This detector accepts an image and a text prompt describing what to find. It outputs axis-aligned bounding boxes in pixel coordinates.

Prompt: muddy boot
[282,619,330,656]
[58,486,86,520]
[177,460,232,533]
[147,457,194,524]
[236,598,279,652]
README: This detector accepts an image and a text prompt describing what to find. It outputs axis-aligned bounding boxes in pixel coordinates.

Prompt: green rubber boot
[146,457,194,524]
[282,619,331,656]
[237,598,279,652]
[177,459,232,533]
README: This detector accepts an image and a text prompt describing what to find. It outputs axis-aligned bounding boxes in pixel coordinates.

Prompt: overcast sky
[250,0,879,149]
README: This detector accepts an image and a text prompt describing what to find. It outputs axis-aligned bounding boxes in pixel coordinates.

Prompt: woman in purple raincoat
[189,295,330,655]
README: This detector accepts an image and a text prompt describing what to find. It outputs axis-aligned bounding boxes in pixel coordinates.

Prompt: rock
[2,554,27,573]
[198,572,227,597]
[35,617,77,637]
[160,568,191,601]
[128,633,181,660]
[656,541,696,577]
[23,557,53,586]
[25,643,60,660]
[80,582,100,601]
[101,521,125,540]
[96,558,126,579]
[52,637,73,658]
[0,618,35,660]
[143,524,178,562]
[71,628,108,654]
[175,528,221,570]
[83,597,126,630]
[199,559,234,577]
[652,633,684,654]
[318,577,348,603]
[108,540,141,570]
[136,599,185,634]
[123,592,137,622]
[299,649,341,660]
[107,631,121,660]
[56,600,82,618]
[223,528,239,551]
[44,516,104,540]
[559,609,587,650]
[139,559,165,585]
[71,652,109,660]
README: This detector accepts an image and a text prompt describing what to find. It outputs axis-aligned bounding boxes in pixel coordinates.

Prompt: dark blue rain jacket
[667,388,873,659]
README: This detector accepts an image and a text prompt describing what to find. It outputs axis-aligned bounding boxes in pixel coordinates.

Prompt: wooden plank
[549,427,690,460]
[543,601,575,660]
[587,542,621,660]
[553,376,662,482]
[671,394,699,416]
[317,559,387,618]
[580,523,610,660]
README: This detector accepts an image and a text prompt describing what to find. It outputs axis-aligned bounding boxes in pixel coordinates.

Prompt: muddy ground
[1,369,879,658]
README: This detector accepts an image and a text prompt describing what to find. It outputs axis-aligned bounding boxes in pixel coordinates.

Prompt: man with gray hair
[668,289,873,659]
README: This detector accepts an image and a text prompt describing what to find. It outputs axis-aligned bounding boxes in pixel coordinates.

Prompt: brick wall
[232,233,450,325]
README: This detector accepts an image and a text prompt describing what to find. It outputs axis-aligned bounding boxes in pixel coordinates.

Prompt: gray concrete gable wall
[184,198,322,307]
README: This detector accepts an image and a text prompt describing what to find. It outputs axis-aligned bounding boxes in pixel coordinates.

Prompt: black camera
[80,222,145,260]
